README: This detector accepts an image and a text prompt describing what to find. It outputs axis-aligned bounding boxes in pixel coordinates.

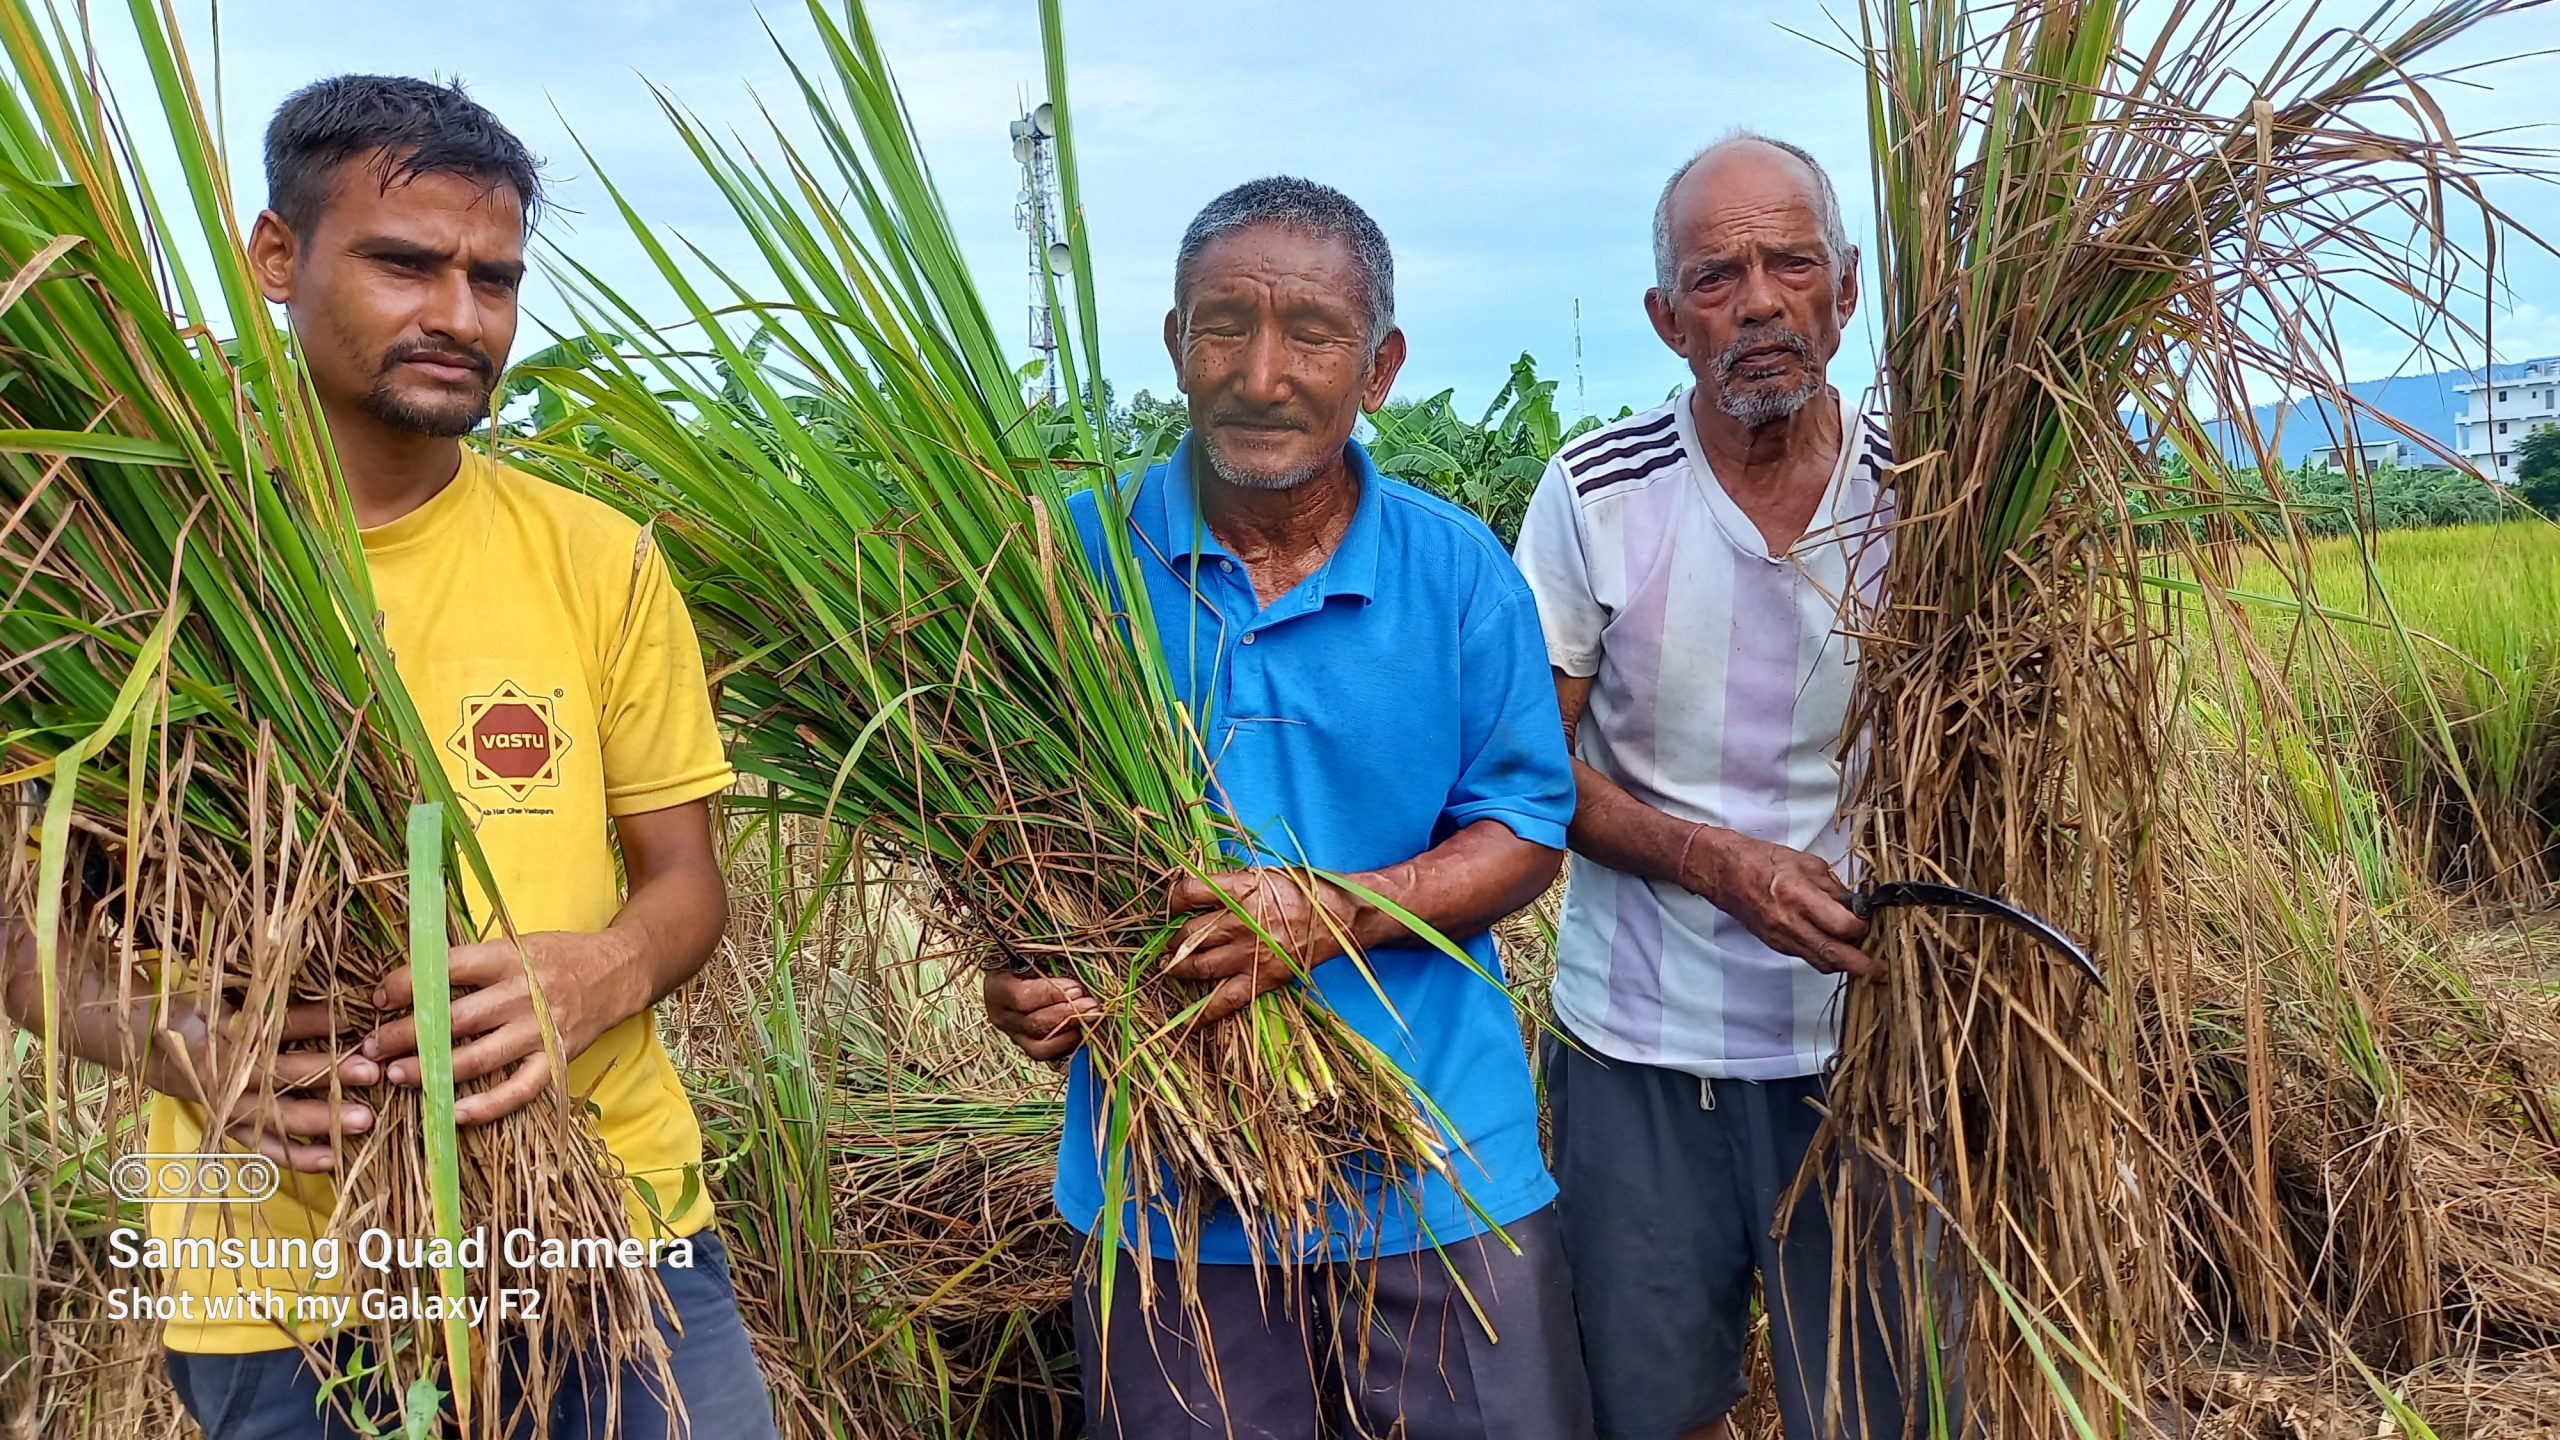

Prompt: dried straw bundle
[815,1088,1072,1438]
[2152,691,2560,1357]
[675,821,1073,1439]
[1825,2,2542,1433]
[0,4,661,1430]
[5,1238,190,1440]
[712,1084,1073,1440]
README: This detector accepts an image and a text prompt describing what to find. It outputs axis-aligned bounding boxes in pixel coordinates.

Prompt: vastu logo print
[446,680,572,801]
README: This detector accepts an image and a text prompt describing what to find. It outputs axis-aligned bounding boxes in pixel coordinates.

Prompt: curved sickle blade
[1842,881,2105,991]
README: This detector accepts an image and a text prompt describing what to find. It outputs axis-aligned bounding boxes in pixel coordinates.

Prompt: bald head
[1642,132,1860,429]
[1652,134,1851,296]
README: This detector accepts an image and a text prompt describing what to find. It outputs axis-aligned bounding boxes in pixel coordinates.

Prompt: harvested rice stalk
[0,4,660,1429]
[514,0,1471,1287]
[1825,2,2544,1434]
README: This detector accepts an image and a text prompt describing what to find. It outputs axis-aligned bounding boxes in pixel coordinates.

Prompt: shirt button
[1220,559,1236,573]
[1241,632,1257,646]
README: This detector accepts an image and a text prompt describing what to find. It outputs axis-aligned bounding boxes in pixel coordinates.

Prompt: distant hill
[2204,359,2548,466]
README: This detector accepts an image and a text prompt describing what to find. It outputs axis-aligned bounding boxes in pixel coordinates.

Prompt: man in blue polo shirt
[981,176,1591,1439]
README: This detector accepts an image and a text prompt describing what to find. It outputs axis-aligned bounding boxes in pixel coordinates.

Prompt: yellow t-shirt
[147,451,733,1353]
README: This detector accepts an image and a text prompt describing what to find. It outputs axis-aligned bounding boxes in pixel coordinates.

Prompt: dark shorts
[163,1230,780,1440]
[1071,1205,1593,1439]
[1543,1034,1911,1440]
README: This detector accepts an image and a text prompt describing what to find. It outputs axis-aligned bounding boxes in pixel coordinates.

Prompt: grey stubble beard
[1200,429,1329,492]
[1713,327,1822,429]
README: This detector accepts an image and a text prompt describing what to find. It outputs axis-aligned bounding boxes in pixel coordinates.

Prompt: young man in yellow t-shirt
[0,76,777,1438]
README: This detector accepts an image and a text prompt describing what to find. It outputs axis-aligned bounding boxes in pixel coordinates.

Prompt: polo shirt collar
[1150,434,1385,604]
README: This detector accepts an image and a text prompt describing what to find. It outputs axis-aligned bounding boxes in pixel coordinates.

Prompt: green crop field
[2235,522,2560,893]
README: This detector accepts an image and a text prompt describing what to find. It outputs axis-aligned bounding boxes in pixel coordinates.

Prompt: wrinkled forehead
[1670,150,1831,257]
[1183,222,1368,312]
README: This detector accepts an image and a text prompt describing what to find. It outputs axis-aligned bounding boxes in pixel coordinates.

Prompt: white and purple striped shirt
[1513,389,1892,1079]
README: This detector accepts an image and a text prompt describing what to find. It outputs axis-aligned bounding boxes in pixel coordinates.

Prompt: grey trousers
[1071,1206,1594,1439]
[1544,1035,1913,1440]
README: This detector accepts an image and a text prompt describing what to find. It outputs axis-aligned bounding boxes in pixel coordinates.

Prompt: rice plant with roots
[513,0,1486,1311]
[1818,1,2553,1435]
[0,3,668,1430]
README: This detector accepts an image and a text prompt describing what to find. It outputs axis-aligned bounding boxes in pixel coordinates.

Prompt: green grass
[404,803,468,1428]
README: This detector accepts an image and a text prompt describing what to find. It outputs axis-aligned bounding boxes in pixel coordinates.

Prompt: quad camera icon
[109,1153,281,1205]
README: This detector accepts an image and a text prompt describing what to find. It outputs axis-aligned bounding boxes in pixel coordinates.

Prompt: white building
[2306,437,2420,471]
[2454,357,2560,478]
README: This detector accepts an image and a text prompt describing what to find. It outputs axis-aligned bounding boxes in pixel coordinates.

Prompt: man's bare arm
[1,904,159,1075]
[1553,669,1875,978]
[1,898,379,1170]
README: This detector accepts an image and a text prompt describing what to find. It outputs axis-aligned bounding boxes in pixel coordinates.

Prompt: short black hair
[263,75,543,237]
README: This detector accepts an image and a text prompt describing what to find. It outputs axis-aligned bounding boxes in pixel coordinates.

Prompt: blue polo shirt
[1057,435,1574,1264]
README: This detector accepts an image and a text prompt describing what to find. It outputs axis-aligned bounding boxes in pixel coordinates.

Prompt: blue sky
[119,0,2560,419]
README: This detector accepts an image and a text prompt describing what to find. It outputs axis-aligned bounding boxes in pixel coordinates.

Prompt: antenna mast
[1573,297,1587,403]
[1011,101,1070,403]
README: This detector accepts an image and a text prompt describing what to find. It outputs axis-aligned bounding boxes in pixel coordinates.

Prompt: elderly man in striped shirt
[1513,134,1906,1440]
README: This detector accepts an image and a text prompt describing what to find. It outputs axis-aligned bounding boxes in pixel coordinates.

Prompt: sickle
[1838,880,2106,991]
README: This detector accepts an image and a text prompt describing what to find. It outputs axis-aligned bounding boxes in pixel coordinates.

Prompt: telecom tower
[1574,297,1587,402]
[1010,102,1070,402]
